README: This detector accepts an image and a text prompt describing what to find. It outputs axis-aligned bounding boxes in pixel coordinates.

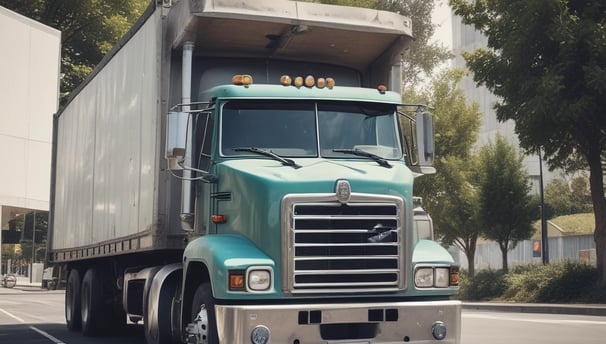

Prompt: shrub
[458,262,604,303]
[458,269,507,301]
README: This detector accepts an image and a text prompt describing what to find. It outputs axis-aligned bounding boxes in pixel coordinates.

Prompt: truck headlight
[248,269,271,291]
[435,268,450,288]
[414,267,434,287]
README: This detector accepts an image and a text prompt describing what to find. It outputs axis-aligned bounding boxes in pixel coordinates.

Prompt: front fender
[183,234,276,299]
[412,239,455,264]
[411,240,459,297]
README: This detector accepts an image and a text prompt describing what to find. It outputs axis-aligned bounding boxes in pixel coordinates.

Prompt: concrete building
[450,14,560,194]
[0,6,60,273]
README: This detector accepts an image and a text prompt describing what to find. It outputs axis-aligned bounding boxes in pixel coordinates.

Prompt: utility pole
[30,210,36,284]
[538,148,549,264]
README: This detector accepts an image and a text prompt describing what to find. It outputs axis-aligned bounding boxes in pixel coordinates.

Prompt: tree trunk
[499,241,509,272]
[465,249,476,277]
[465,232,478,277]
[588,147,606,286]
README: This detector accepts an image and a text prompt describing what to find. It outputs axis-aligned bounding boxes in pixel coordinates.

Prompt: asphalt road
[1,288,605,343]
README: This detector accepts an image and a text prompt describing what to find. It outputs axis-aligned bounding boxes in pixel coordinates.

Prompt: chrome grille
[283,194,404,293]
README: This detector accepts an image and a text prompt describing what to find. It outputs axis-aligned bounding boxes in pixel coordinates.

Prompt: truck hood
[212,158,414,265]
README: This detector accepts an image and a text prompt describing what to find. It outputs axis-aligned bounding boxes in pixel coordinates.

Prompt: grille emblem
[335,179,351,204]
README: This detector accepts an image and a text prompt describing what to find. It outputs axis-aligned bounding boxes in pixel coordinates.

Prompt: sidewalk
[463,301,606,316]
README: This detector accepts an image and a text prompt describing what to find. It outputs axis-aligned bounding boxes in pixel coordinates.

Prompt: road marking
[463,312,606,325]
[29,326,66,344]
[0,307,67,343]
[0,308,25,323]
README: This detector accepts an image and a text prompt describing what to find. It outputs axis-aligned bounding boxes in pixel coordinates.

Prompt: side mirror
[166,111,189,170]
[412,112,436,174]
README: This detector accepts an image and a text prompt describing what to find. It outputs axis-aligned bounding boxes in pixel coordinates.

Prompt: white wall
[0,6,60,215]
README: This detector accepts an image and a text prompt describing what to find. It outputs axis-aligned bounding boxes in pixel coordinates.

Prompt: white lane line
[0,308,25,323]
[0,307,67,344]
[29,326,66,344]
[463,312,606,325]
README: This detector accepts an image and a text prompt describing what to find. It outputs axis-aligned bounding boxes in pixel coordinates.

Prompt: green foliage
[546,213,595,235]
[459,262,605,303]
[544,177,593,218]
[409,68,482,275]
[477,135,538,271]
[458,269,507,301]
[0,0,149,102]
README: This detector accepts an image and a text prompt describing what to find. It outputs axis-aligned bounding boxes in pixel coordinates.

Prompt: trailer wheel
[65,269,82,331]
[187,283,218,344]
[81,268,108,336]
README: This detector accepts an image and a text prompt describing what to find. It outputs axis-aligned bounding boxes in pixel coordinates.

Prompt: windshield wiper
[332,148,392,168]
[233,147,301,169]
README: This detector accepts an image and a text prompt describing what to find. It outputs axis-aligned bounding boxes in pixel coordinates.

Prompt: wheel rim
[186,304,209,344]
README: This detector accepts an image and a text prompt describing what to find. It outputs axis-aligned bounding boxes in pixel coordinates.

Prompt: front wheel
[186,282,218,344]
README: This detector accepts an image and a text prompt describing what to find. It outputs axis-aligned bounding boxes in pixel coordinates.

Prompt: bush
[458,262,605,303]
[458,269,507,301]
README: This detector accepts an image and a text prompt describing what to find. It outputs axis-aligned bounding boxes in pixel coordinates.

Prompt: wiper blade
[332,148,392,168]
[233,147,301,169]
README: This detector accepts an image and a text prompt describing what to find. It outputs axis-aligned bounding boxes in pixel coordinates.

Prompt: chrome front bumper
[215,300,461,343]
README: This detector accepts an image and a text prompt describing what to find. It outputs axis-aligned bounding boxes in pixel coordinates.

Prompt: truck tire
[189,283,218,344]
[144,276,179,344]
[80,268,108,336]
[65,269,82,331]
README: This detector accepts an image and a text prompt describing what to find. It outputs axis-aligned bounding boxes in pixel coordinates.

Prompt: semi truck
[48,0,461,343]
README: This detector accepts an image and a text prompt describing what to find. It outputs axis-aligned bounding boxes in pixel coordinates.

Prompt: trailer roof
[169,0,414,70]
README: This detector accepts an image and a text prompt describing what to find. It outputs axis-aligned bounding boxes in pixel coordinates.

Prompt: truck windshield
[221,100,402,160]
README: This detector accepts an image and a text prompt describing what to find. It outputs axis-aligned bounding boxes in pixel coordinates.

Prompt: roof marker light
[294,76,304,87]
[280,75,292,86]
[317,77,326,88]
[304,75,315,87]
[378,85,387,93]
[326,77,335,89]
[232,74,253,86]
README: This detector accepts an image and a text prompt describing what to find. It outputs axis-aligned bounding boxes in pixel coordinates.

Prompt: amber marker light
[304,75,315,87]
[326,77,335,89]
[294,76,304,87]
[377,85,388,93]
[317,77,326,88]
[211,214,228,224]
[229,271,246,290]
[280,75,292,86]
[232,74,253,86]
[450,266,460,286]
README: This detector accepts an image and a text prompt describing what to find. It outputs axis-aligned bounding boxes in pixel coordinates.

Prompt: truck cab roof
[200,84,403,104]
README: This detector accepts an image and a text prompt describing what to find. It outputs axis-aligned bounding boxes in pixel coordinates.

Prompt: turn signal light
[212,214,227,224]
[450,266,460,286]
[229,271,245,290]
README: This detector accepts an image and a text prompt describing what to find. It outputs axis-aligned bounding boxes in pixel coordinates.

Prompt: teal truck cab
[48,1,460,343]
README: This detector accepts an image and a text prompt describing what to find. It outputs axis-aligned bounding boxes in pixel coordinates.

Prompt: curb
[463,302,606,316]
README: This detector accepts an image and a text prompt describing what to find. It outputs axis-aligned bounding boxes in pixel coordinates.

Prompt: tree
[477,135,538,271]
[307,0,453,90]
[409,68,482,275]
[544,177,593,218]
[0,0,148,101]
[450,0,606,285]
